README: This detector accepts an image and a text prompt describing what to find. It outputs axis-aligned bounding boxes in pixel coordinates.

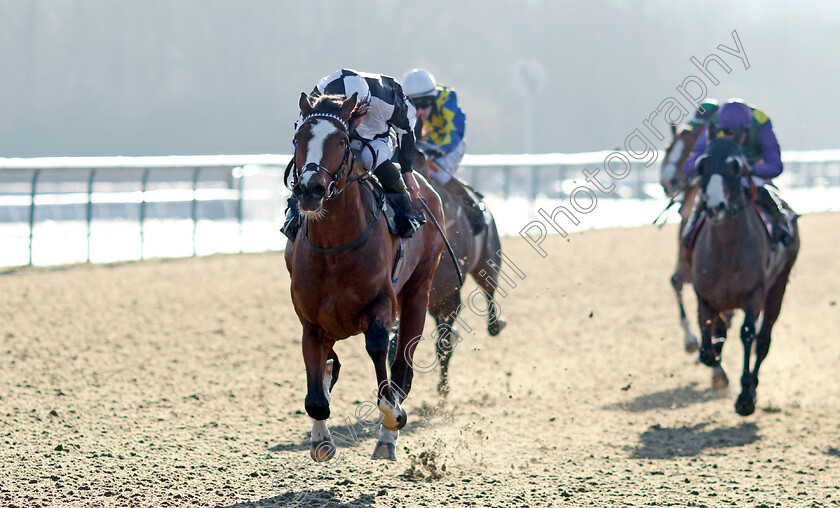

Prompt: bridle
[696,138,752,218]
[286,113,368,201]
[662,128,700,197]
[288,111,382,254]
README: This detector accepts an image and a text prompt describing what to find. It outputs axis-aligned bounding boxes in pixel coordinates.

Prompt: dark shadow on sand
[631,422,760,459]
[269,417,428,453]
[222,489,375,508]
[602,382,728,413]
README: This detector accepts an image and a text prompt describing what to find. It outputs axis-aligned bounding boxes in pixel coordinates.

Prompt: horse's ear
[670,124,677,139]
[299,92,313,116]
[309,87,321,99]
[339,92,358,119]
[695,155,709,176]
[708,121,717,140]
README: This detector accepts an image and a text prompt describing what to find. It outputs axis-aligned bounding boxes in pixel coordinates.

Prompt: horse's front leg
[302,324,336,461]
[736,297,764,416]
[429,290,461,400]
[672,267,698,353]
[673,218,698,353]
[697,298,720,369]
[366,317,404,461]
[711,313,729,390]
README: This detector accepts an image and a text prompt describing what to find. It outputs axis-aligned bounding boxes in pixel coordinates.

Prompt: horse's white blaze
[667,139,685,164]
[299,119,338,188]
[705,174,726,211]
[661,139,685,188]
[662,163,677,185]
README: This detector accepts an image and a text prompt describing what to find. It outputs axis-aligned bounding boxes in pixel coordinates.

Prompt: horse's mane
[309,93,346,114]
[677,124,702,139]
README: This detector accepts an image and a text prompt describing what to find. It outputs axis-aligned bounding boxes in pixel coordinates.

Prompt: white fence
[1,150,839,268]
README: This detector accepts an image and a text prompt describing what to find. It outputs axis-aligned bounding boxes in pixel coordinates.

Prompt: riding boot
[755,185,793,246]
[374,160,426,238]
[682,205,704,250]
[443,178,486,234]
[281,196,300,242]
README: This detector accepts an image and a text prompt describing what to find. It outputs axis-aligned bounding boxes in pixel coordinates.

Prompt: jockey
[401,68,486,234]
[662,99,720,197]
[282,69,427,240]
[689,99,720,129]
[682,99,792,246]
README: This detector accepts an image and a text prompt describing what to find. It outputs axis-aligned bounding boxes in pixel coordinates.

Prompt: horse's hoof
[735,392,756,416]
[488,318,507,336]
[371,440,397,461]
[684,334,699,353]
[712,368,729,390]
[310,438,336,462]
[381,404,407,431]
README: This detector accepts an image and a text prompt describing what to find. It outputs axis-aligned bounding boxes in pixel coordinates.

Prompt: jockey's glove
[425,147,445,159]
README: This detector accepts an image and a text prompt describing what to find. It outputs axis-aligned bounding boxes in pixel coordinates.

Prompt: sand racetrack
[2,213,839,507]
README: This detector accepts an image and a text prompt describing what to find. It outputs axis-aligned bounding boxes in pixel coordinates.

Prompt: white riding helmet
[401,68,437,98]
[318,69,371,108]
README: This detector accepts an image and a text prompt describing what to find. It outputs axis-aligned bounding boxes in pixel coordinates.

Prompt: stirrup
[774,221,793,246]
[281,199,300,242]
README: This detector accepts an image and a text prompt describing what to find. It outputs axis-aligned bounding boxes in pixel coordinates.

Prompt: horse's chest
[290,257,390,335]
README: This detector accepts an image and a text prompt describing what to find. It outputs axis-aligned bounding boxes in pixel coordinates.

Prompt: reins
[652,177,697,228]
[301,182,383,254]
[289,112,383,253]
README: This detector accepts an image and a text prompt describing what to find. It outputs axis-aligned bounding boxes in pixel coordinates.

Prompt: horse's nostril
[311,184,326,200]
[292,184,304,197]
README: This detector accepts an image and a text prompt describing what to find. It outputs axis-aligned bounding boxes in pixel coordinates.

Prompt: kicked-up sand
[1,213,839,507]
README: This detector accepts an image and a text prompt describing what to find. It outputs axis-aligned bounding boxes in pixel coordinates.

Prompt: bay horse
[691,127,799,416]
[413,150,506,399]
[285,92,444,461]
[660,123,703,354]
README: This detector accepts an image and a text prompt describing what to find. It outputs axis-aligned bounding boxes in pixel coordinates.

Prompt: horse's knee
[365,320,390,359]
[740,322,756,342]
[698,345,720,367]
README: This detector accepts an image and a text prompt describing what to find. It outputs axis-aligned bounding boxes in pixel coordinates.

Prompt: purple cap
[716,101,752,129]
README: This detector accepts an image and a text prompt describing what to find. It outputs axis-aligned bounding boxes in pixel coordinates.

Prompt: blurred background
[2,0,839,268]
[2,0,838,157]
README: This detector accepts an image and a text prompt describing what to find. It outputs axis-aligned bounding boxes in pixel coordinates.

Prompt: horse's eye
[727,161,739,176]
[725,156,741,176]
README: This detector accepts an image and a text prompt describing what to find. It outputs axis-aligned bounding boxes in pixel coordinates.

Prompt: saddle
[359,176,409,284]
[360,176,404,238]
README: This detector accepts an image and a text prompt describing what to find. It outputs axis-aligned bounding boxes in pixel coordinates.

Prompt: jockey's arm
[682,129,708,177]
[750,122,783,180]
[398,130,421,199]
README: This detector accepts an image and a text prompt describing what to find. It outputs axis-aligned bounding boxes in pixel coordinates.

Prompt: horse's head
[695,123,749,221]
[660,124,700,196]
[291,92,358,216]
